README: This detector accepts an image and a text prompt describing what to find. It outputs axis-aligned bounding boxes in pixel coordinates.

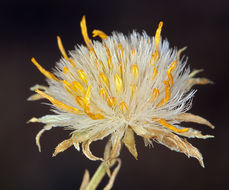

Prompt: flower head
[28,16,214,167]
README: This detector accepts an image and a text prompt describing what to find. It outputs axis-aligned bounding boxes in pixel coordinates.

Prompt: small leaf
[79,169,90,190]
[123,127,138,159]
[52,138,73,157]
[174,113,215,129]
[82,140,103,161]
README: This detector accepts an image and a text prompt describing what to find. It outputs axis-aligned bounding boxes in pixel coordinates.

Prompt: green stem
[85,162,106,190]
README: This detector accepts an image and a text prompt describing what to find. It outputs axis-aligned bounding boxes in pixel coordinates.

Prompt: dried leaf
[30,84,48,91]
[52,137,73,157]
[134,126,205,167]
[189,69,204,78]
[186,77,213,90]
[109,131,124,160]
[144,138,153,148]
[156,131,204,167]
[174,113,214,129]
[176,47,187,61]
[123,127,138,159]
[103,159,121,190]
[182,138,205,168]
[27,117,38,123]
[27,93,44,101]
[35,125,52,152]
[104,141,112,177]
[79,169,90,190]
[82,140,103,161]
[178,128,214,139]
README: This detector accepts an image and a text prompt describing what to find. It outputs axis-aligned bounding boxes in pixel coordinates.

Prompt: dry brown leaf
[82,140,103,161]
[186,77,213,90]
[174,113,214,129]
[134,126,205,167]
[79,169,90,190]
[103,159,121,190]
[109,131,124,160]
[123,127,138,159]
[27,93,44,101]
[178,128,214,139]
[156,132,204,167]
[52,137,73,157]
[35,125,52,152]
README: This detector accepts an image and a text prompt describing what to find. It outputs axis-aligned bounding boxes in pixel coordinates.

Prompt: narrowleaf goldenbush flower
[28,16,214,170]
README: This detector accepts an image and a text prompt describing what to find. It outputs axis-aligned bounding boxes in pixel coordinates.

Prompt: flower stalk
[85,162,106,190]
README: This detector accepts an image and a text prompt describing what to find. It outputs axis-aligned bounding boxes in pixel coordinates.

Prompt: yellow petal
[31,57,59,81]
[154,21,163,50]
[92,29,108,40]
[155,118,189,133]
[35,89,83,115]
[80,15,92,49]
[57,36,68,60]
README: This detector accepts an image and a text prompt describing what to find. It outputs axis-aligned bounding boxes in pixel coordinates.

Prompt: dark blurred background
[0,0,228,189]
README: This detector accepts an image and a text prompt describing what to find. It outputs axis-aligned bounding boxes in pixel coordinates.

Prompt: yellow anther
[72,81,85,95]
[105,46,112,69]
[154,21,163,50]
[114,74,123,92]
[63,80,79,95]
[119,61,123,78]
[99,73,109,86]
[152,68,158,80]
[100,88,108,100]
[131,49,135,55]
[156,118,189,133]
[108,97,117,107]
[92,29,108,40]
[86,112,105,120]
[167,60,178,86]
[152,88,159,102]
[84,85,91,104]
[80,15,92,49]
[57,36,76,67]
[150,50,159,65]
[75,96,84,107]
[131,84,137,97]
[118,44,123,54]
[157,81,170,107]
[96,60,105,71]
[35,89,82,115]
[132,64,139,78]
[31,58,59,81]
[63,84,74,96]
[120,101,128,113]
[63,66,69,74]
[78,69,88,85]
[57,36,68,60]
[69,59,76,67]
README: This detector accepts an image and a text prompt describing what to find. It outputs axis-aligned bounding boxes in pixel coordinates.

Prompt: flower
[28,16,214,167]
